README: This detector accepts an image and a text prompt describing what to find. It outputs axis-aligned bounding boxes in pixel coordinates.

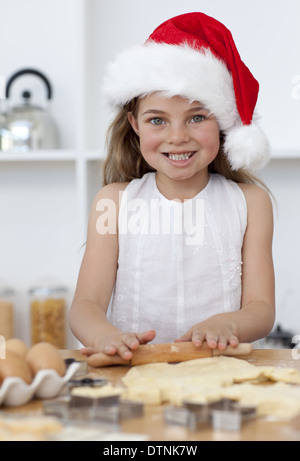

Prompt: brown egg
[6,338,29,358]
[26,342,66,377]
[0,350,32,384]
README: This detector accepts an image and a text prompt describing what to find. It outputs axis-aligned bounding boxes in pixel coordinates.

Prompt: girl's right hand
[80,329,156,361]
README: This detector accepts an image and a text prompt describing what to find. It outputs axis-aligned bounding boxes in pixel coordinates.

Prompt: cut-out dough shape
[121,356,300,419]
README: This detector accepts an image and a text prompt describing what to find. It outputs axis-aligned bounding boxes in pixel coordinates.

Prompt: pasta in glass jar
[29,286,66,348]
[0,287,14,340]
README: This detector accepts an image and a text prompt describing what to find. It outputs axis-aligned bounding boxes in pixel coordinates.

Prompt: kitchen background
[0,0,299,348]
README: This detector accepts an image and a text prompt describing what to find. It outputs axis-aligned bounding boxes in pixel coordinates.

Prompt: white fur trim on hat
[103,42,240,132]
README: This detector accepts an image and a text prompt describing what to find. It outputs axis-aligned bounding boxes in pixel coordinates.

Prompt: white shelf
[0,150,77,162]
[271,148,300,160]
[0,149,105,162]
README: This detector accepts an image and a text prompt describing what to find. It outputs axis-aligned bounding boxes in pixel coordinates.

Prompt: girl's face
[128,94,220,193]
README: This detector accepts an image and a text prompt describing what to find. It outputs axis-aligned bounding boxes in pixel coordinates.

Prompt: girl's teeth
[168,152,194,160]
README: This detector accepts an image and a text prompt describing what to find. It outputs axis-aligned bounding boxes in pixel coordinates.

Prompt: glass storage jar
[0,287,15,340]
[29,286,67,348]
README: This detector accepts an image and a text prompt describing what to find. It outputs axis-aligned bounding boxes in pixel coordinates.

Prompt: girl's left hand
[175,314,239,350]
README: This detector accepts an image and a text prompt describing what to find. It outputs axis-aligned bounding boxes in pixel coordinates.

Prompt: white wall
[0,0,84,149]
[0,0,86,346]
[260,160,300,332]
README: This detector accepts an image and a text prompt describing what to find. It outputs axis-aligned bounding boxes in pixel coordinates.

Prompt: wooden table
[4,349,300,441]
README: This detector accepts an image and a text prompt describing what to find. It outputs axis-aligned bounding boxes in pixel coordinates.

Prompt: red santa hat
[102,12,270,171]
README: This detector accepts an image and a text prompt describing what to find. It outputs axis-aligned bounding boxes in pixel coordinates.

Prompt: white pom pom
[224,123,270,171]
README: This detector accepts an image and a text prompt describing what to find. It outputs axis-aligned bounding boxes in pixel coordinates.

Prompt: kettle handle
[5,68,53,100]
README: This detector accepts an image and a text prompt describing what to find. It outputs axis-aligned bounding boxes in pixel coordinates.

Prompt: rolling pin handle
[86,352,131,367]
[212,343,253,357]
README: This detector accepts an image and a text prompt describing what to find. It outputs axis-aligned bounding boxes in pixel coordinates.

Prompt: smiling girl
[69,13,275,362]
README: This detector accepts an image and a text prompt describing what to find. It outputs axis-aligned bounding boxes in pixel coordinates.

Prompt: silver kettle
[0,68,58,151]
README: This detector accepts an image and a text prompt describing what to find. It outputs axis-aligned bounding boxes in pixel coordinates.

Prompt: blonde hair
[102,98,268,189]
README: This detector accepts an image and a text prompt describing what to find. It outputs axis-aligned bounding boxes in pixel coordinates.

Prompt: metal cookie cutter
[210,399,256,432]
[43,394,143,427]
[68,376,108,390]
[43,396,70,420]
[90,399,144,424]
[69,385,144,424]
[70,391,121,408]
[164,399,256,432]
[164,402,210,431]
[64,358,89,378]
[43,398,120,431]
[164,406,192,427]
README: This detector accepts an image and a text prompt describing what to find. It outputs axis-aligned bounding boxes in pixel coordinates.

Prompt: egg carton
[0,361,81,407]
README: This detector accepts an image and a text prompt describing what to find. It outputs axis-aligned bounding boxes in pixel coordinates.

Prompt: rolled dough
[121,356,300,419]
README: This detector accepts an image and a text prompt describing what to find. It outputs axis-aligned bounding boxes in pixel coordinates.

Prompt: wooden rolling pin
[86,342,253,367]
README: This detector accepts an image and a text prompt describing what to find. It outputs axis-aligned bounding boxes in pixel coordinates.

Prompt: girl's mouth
[163,151,196,161]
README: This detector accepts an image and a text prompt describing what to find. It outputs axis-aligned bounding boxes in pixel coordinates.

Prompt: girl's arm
[69,183,155,359]
[176,183,275,349]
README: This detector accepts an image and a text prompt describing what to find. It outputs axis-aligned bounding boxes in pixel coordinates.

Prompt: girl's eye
[191,115,205,123]
[150,118,164,125]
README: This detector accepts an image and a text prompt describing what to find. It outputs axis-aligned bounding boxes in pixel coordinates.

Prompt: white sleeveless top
[108,172,247,343]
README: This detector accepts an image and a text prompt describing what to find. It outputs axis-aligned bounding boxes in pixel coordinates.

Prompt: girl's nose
[167,123,190,145]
